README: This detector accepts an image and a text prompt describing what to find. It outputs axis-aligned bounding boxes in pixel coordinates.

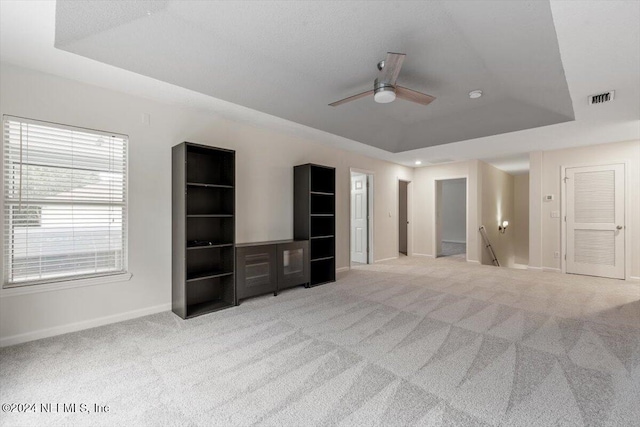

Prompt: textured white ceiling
[0,1,638,173]
[53,0,575,153]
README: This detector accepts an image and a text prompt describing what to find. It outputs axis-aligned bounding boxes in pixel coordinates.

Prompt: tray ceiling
[55,0,574,153]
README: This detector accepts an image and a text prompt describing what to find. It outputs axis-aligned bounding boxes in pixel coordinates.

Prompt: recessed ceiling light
[414,160,422,165]
[469,90,482,99]
[146,10,152,16]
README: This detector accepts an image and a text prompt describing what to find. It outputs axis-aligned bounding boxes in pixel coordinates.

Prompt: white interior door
[566,164,625,279]
[351,174,368,264]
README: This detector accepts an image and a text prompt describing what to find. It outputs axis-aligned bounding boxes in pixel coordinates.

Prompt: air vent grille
[589,91,615,105]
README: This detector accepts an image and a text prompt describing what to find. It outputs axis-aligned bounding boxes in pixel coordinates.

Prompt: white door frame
[433,176,469,261]
[397,178,413,256]
[560,162,629,279]
[349,168,374,266]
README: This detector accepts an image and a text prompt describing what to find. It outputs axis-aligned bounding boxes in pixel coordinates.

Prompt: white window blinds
[3,116,128,287]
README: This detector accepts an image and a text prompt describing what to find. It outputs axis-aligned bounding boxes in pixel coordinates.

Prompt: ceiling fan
[329,52,436,107]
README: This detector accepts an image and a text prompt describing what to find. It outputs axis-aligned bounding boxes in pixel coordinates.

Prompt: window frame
[1,115,130,292]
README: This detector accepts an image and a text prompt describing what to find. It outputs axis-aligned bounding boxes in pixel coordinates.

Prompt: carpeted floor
[1,257,639,426]
[440,242,466,261]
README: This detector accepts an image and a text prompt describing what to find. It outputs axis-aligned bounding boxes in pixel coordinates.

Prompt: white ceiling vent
[427,158,455,164]
[589,91,615,105]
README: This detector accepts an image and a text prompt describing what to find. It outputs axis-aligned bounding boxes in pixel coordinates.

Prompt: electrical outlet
[554,251,560,259]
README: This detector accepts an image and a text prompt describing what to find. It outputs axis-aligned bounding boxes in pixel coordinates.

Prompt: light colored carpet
[1,256,639,426]
[439,242,466,261]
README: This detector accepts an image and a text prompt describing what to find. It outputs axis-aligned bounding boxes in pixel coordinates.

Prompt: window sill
[0,272,133,298]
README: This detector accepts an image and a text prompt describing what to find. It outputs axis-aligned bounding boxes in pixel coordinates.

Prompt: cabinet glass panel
[282,248,304,277]
[245,253,271,289]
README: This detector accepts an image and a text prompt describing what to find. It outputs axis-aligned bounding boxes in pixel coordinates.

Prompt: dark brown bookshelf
[294,164,336,286]
[187,243,234,250]
[187,214,234,218]
[186,270,234,282]
[172,142,236,319]
[187,183,234,189]
[186,300,233,318]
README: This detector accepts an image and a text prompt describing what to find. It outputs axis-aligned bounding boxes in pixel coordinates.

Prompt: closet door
[566,164,625,279]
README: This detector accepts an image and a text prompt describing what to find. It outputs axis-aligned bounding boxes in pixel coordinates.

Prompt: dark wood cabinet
[277,240,309,290]
[294,164,336,286]
[236,240,309,301]
[172,142,236,319]
[236,244,277,300]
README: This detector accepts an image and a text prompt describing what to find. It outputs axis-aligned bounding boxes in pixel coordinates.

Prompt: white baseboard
[375,256,399,263]
[442,240,466,244]
[412,253,435,258]
[542,267,562,273]
[0,303,171,348]
[527,266,543,272]
[628,276,640,282]
[336,267,350,273]
[467,260,480,265]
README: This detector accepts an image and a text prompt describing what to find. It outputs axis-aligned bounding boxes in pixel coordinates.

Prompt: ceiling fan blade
[329,90,374,107]
[396,86,436,105]
[379,52,406,85]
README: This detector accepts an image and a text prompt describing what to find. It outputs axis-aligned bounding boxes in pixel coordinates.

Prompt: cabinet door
[236,245,277,300]
[277,241,309,290]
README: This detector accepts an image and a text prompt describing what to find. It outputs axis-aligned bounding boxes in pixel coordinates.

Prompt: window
[3,116,128,287]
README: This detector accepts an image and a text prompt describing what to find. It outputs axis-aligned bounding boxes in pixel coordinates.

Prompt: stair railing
[479,225,500,267]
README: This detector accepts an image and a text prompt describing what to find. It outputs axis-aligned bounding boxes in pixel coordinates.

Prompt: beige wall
[480,162,515,267]
[513,174,530,266]
[0,64,412,344]
[412,160,481,263]
[528,151,544,269]
[531,140,640,277]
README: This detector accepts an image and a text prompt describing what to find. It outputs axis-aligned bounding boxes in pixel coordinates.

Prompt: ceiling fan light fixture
[469,90,483,99]
[329,53,435,107]
[374,88,396,103]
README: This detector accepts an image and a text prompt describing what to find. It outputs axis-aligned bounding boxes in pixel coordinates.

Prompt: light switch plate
[551,211,560,218]
[544,194,554,201]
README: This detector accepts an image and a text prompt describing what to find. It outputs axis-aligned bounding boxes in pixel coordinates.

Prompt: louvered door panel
[574,171,614,223]
[566,164,624,279]
[574,230,615,266]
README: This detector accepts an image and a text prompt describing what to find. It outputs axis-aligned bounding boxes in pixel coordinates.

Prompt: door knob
[616,225,623,230]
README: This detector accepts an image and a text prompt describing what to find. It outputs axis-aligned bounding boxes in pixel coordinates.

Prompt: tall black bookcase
[172,142,236,319]
[294,164,336,286]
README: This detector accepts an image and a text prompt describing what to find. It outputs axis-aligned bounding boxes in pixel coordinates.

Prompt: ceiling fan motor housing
[329,53,435,106]
[374,78,396,103]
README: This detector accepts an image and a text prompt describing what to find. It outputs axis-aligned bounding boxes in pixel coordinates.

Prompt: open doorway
[350,170,373,266]
[435,178,467,260]
[399,180,409,256]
